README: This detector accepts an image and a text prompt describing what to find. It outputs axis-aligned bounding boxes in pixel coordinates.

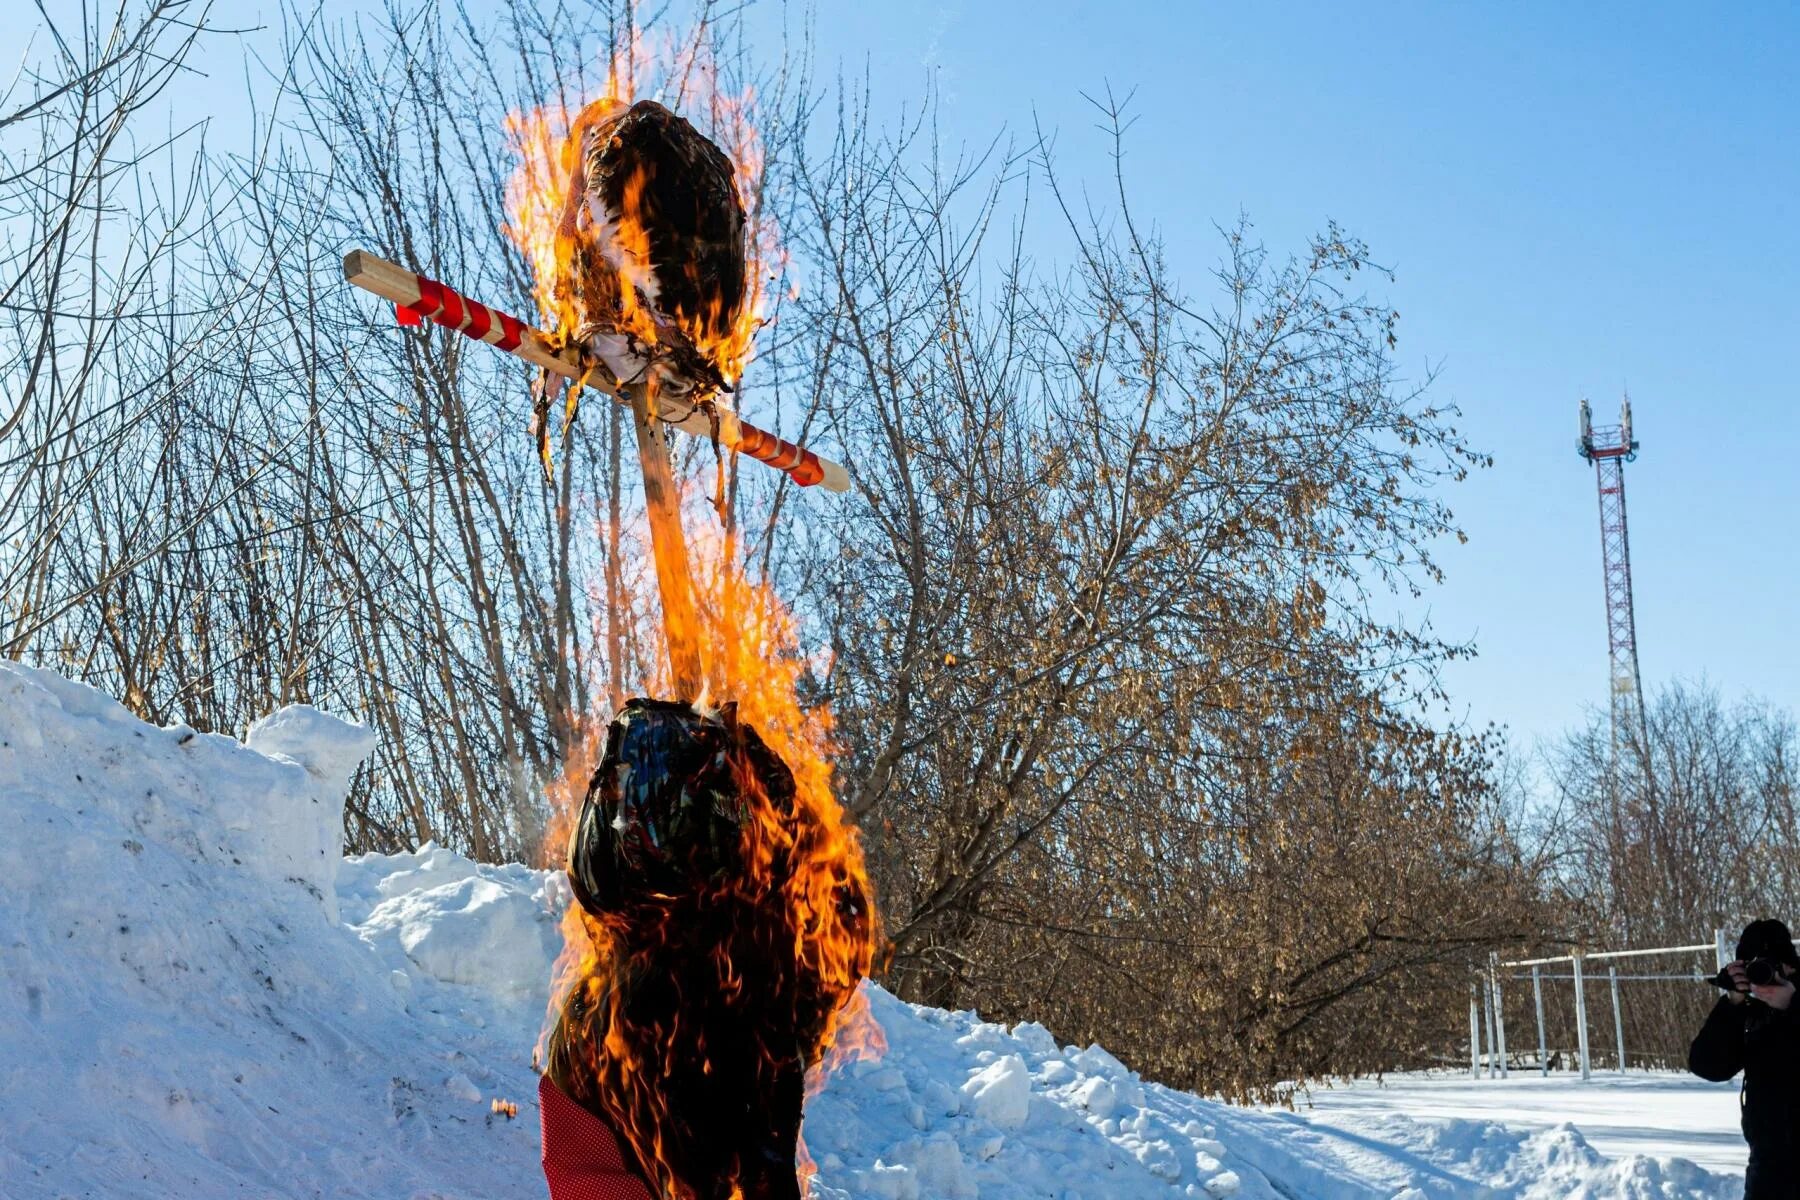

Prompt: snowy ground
[0,659,1746,1199]
[1287,1071,1745,1177]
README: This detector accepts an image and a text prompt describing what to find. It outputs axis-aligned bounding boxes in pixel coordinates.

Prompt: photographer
[1689,919,1800,1198]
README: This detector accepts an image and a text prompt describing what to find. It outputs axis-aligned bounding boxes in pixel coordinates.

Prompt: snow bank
[805,1000,1242,1199]
[340,843,567,1001]
[0,659,1743,1199]
[0,661,544,1199]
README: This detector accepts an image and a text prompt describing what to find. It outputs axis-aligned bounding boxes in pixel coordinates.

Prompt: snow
[959,1054,1032,1130]
[0,661,544,1198]
[1211,1102,1731,1199]
[341,844,566,1001]
[1285,1071,1747,1176]
[0,658,1748,1198]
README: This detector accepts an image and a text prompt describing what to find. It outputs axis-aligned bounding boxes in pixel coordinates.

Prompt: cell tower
[1577,395,1648,749]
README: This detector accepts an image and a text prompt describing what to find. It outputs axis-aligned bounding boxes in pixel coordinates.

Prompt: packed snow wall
[0,660,1739,1199]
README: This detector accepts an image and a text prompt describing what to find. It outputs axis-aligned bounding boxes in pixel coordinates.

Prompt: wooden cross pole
[343,250,853,702]
[626,384,704,700]
[342,251,850,493]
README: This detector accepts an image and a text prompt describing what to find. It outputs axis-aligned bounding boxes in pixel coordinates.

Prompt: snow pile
[340,843,566,1001]
[804,1006,1243,1199]
[0,661,548,1199]
[0,659,1742,1199]
[813,999,1738,1200]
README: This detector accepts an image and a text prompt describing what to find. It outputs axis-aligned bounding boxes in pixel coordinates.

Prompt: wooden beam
[344,250,850,493]
[628,385,705,701]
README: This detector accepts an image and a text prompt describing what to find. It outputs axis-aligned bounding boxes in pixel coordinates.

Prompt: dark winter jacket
[540,979,809,1200]
[1689,995,1800,1196]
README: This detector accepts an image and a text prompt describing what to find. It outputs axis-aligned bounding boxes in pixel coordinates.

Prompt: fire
[503,32,774,400]
[541,515,883,1199]
[513,34,879,1199]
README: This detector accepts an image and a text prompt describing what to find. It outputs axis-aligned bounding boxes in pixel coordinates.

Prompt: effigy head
[566,697,795,919]
[558,98,748,399]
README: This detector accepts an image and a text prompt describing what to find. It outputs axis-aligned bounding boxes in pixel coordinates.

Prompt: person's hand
[1755,967,1798,1011]
[1723,961,1750,1004]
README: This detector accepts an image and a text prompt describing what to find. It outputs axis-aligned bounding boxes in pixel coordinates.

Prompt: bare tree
[5,0,1561,1099]
[1527,682,1800,1070]
[0,1,285,662]
[755,83,1545,1094]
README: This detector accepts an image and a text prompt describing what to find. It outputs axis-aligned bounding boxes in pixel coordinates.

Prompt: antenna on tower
[1577,394,1647,750]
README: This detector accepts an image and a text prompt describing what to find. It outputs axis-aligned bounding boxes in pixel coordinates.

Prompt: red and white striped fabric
[538,1073,657,1200]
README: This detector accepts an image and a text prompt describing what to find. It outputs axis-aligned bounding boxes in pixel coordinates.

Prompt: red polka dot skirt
[539,1073,657,1200]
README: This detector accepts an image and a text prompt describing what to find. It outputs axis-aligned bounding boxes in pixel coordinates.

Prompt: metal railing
[1471,929,1736,1081]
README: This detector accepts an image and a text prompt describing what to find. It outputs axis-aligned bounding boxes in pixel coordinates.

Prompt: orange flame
[514,31,874,1195]
[503,31,776,395]
[541,513,883,1198]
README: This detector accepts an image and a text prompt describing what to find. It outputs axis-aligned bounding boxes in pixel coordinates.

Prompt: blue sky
[768,1,1799,751]
[38,0,1796,752]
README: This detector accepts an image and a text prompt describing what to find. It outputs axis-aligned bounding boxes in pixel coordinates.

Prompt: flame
[793,986,887,1196]
[541,513,883,1199]
[513,32,872,1197]
[503,32,776,396]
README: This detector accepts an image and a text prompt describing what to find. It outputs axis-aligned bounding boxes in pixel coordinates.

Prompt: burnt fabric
[1689,996,1800,1198]
[553,699,860,1200]
[584,101,746,354]
[552,98,747,400]
[566,698,783,913]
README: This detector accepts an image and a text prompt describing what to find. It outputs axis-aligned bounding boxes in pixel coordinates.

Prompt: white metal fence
[1471,929,1738,1080]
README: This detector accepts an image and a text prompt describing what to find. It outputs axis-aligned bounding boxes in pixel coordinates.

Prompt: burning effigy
[344,49,878,1200]
[516,68,875,1200]
[515,86,875,1200]
[544,97,748,401]
[545,699,874,1199]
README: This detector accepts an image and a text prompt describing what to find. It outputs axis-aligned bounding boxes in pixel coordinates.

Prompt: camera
[1709,957,1784,991]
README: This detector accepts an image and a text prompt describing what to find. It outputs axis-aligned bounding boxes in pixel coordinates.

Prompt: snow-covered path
[0,660,1746,1199]
[1184,1073,1734,1199]
[1286,1071,1746,1177]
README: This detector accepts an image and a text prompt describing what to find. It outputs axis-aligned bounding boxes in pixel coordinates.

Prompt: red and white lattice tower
[1577,395,1648,749]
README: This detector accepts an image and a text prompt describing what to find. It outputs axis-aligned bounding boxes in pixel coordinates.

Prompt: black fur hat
[1736,918,1800,967]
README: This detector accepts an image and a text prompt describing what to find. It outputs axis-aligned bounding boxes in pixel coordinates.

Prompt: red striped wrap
[401,275,526,352]
[733,423,826,487]
[348,248,847,490]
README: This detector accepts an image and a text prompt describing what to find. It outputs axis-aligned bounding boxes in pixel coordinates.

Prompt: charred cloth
[566,698,786,912]
[555,99,747,400]
[550,699,868,1200]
